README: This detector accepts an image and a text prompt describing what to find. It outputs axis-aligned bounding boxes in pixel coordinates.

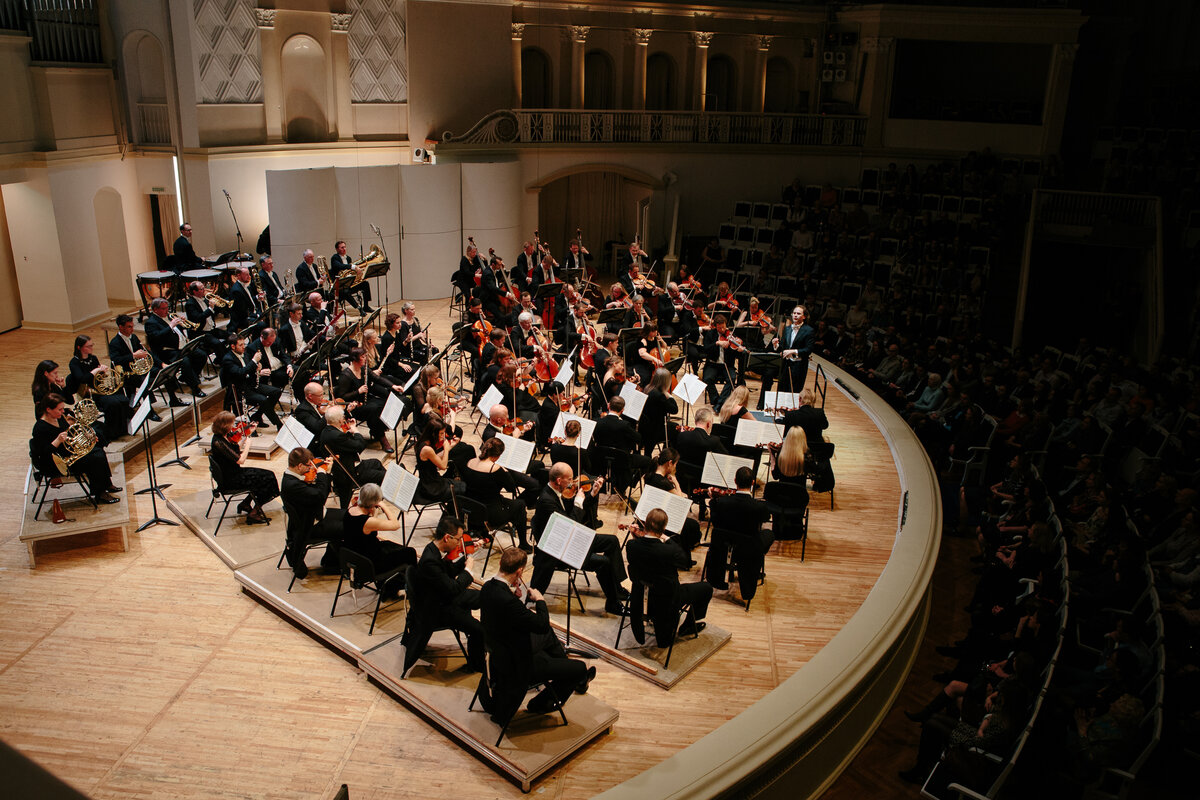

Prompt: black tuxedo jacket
[625,535,689,615]
[276,319,312,357]
[184,296,217,334]
[593,413,640,452]
[173,235,201,268]
[480,577,548,684]
[531,484,589,542]
[108,332,148,369]
[144,314,187,357]
[219,350,258,390]
[710,492,771,537]
[228,281,260,331]
[675,427,728,467]
[779,405,829,443]
[292,401,327,456]
[773,323,815,357]
[413,542,472,625]
[296,261,320,294]
[280,471,332,541]
[259,269,286,306]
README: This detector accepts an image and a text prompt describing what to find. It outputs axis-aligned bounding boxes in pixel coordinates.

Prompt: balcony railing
[137,102,171,146]
[444,109,867,148]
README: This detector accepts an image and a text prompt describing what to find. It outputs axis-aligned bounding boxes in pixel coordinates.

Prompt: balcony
[444,109,867,148]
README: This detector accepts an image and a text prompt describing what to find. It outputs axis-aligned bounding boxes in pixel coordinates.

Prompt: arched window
[645,53,676,110]
[706,54,737,112]
[521,47,551,108]
[584,50,615,109]
[764,57,794,113]
[281,34,329,142]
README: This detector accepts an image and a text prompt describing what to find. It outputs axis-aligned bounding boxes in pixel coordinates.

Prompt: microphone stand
[222,189,244,259]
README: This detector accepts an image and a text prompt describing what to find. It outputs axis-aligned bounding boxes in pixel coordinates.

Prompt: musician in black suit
[303,292,332,331]
[184,281,228,362]
[258,255,287,309]
[144,298,207,395]
[276,303,311,361]
[511,240,535,298]
[245,328,293,389]
[778,388,829,444]
[318,404,386,508]
[592,396,652,493]
[477,254,515,329]
[705,467,774,602]
[293,382,329,457]
[411,517,484,672]
[625,508,711,646]
[454,243,483,299]
[172,222,202,269]
[618,241,649,295]
[478,548,593,723]
[760,305,815,407]
[674,407,728,515]
[228,266,265,334]
[657,281,696,343]
[295,249,326,297]
[333,346,394,452]
[108,313,185,410]
[329,240,373,312]
[529,462,627,614]
[219,334,283,429]
[279,447,342,578]
[700,313,747,407]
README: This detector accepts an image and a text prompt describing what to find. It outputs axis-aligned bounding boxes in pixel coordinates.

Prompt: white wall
[2,174,69,328]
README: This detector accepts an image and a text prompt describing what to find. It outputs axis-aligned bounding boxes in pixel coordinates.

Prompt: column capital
[692,31,714,48]
[1057,42,1079,63]
[330,12,351,33]
[511,22,526,40]
[567,25,590,44]
[632,28,654,46]
[254,7,275,29]
[756,34,772,52]
[860,36,893,54]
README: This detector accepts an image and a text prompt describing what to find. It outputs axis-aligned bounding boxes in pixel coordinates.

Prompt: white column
[255,8,282,143]
[753,35,772,113]
[568,25,590,109]
[692,32,713,111]
[511,23,525,108]
[330,12,353,140]
[632,28,652,110]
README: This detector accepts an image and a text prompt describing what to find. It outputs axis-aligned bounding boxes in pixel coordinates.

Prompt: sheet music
[634,485,692,534]
[274,415,314,452]
[734,418,785,448]
[537,512,596,570]
[550,412,596,449]
[128,397,152,436]
[380,392,405,430]
[701,452,754,488]
[401,367,422,393]
[495,432,534,472]
[129,370,153,409]
[749,410,774,423]
[618,381,647,422]
[381,463,419,511]
[673,373,707,405]
[477,384,504,419]
[552,349,576,386]
[761,391,800,413]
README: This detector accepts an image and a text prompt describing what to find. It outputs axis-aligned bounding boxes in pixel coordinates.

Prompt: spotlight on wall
[412,138,437,164]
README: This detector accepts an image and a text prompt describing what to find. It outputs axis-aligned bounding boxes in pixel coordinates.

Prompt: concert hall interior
[0,1,1194,798]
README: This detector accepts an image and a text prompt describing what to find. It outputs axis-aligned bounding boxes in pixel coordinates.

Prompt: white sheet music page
[128,397,152,436]
[274,415,314,453]
[550,412,597,449]
[701,452,755,488]
[380,392,405,430]
[634,484,692,533]
[477,384,504,419]
[761,391,800,413]
[553,351,575,387]
[537,512,595,569]
[734,418,784,448]
[673,373,707,405]
[618,381,647,421]
[381,463,419,511]
[495,432,534,472]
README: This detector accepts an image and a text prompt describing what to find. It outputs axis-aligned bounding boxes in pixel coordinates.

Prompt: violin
[559,392,588,412]
[750,308,773,332]
[446,532,476,563]
[501,417,534,436]
[692,486,736,498]
[720,331,747,353]
[547,436,566,445]
[229,419,257,443]
[617,520,647,537]
[561,473,596,499]
[303,457,336,483]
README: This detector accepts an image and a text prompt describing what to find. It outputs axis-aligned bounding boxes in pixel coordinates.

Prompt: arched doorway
[281,34,329,142]
[646,52,676,110]
[706,54,737,111]
[584,50,615,109]
[94,188,135,306]
[521,47,551,107]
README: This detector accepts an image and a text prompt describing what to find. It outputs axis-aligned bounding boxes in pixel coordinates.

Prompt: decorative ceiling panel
[193,0,263,104]
[348,0,407,103]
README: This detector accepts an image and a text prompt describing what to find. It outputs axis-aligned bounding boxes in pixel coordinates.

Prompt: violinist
[619,242,650,294]
[624,508,711,644]
[591,331,619,380]
[657,281,695,341]
[413,418,466,506]
[710,281,739,314]
[209,410,279,525]
[280,446,342,578]
[676,407,728,517]
[605,283,632,312]
[705,467,773,602]
[417,385,465,441]
[530,462,627,615]
[640,367,679,457]
[549,419,592,474]
[410,363,442,415]
[601,356,633,404]
[343,482,417,600]
[495,361,542,424]
[700,314,747,407]
[319,405,386,508]
[632,321,663,386]
[537,380,567,450]
[412,517,485,672]
[773,426,809,493]
[336,345,401,453]
[777,387,828,444]
[477,332,507,396]
[463,437,532,551]
[718,385,754,425]
[643,448,702,554]
[293,382,332,457]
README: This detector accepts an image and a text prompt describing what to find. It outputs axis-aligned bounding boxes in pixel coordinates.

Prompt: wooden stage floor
[0,297,906,799]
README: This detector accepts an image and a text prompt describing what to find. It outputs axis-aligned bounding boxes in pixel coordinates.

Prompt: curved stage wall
[599,356,941,800]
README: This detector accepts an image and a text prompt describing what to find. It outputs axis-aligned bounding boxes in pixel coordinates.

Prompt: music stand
[617,327,643,362]
[559,267,582,285]
[129,397,180,530]
[595,307,625,328]
[147,355,192,470]
[176,336,208,449]
[747,351,782,381]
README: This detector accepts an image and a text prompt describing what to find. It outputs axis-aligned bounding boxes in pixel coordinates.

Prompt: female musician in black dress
[342,482,417,598]
[549,418,592,475]
[462,436,529,550]
[631,322,663,387]
[412,417,465,506]
[31,359,73,413]
[643,447,701,555]
[68,335,133,440]
[718,385,753,425]
[398,302,435,364]
[773,426,809,491]
[31,393,119,503]
[640,367,679,457]
[601,357,637,404]
[209,411,279,524]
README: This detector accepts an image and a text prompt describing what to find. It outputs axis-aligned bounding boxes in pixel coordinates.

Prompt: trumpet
[171,316,199,330]
[205,291,232,308]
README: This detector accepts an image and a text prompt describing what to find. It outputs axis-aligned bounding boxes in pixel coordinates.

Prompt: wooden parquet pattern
[0,297,929,799]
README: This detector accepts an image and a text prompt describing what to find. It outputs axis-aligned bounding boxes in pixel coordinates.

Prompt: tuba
[92,365,125,396]
[351,245,385,286]
[53,420,99,476]
[316,255,330,284]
